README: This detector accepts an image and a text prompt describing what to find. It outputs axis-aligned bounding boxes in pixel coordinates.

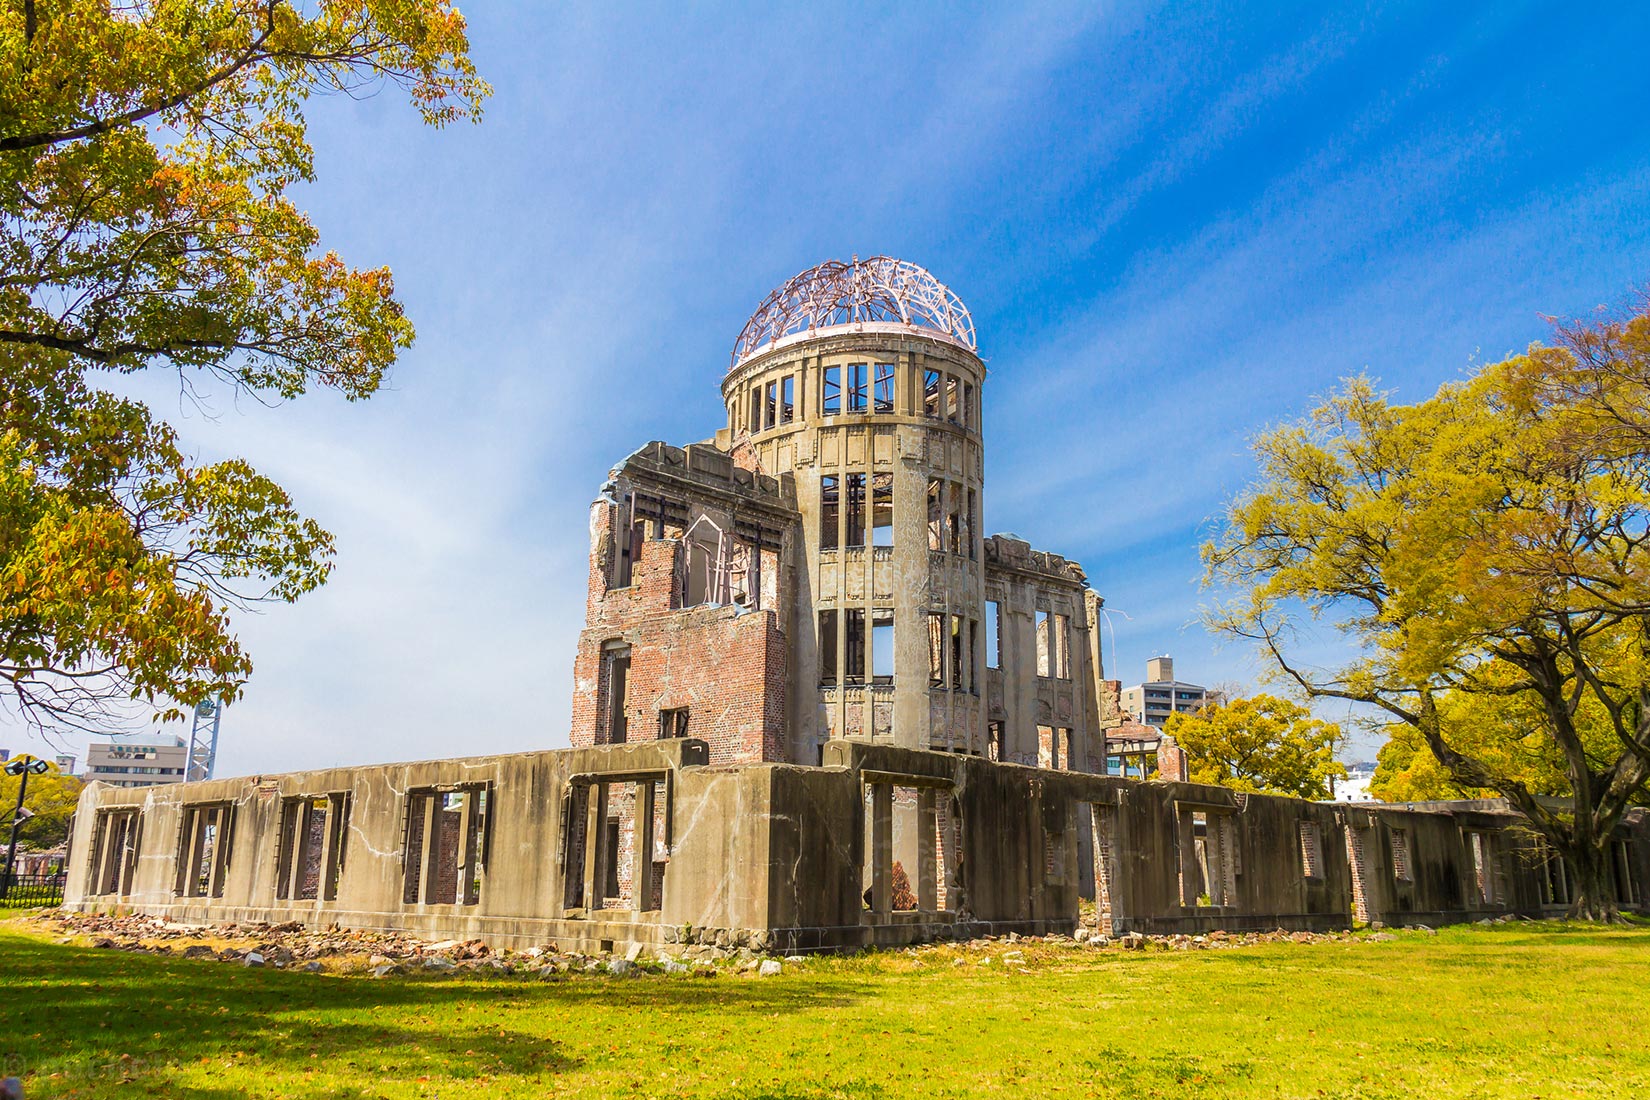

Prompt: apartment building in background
[1121,656,1209,728]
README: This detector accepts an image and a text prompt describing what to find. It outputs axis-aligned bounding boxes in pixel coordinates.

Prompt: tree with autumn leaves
[1206,294,1650,920]
[0,2,486,734]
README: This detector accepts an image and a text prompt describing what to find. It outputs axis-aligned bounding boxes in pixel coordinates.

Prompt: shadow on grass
[0,927,875,1097]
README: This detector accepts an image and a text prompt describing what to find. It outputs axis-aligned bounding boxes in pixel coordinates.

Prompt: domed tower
[718,258,987,761]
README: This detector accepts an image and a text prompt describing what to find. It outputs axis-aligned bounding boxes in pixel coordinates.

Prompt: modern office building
[84,737,188,788]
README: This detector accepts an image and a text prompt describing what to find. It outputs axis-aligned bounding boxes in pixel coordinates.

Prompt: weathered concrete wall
[62,740,1649,955]
[1090,782,1353,933]
[1341,801,1647,926]
[67,742,715,953]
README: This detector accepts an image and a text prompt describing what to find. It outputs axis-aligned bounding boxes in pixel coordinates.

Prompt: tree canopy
[1204,293,1650,918]
[1,758,82,849]
[0,2,486,733]
[1368,667,1639,803]
[1164,693,1346,800]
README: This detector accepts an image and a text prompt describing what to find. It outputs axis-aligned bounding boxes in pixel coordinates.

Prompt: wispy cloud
[15,2,1647,772]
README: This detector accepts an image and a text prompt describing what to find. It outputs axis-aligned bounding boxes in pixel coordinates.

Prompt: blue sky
[24,1,1650,772]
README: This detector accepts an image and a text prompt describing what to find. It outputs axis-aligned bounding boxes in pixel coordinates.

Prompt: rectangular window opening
[844,609,866,684]
[822,365,841,415]
[924,368,943,418]
[873,363,895,413]
[1053,613,1071,679]
[1390,828,1412,883]
[1038,725,1059,770]
[612,496,646,588]
[846,363,869,412]
[277,794,351,902]
[927,479,945,551]
[871,473,894,546]
[660,707,690,738]
[89,809,142,897]
[599,644,631,745]
[175,802,235,899]
[1299,821,1323,881]
[985,600,1001,670]
[928,612,946,688]
[845,473,866,548]
[780,375,795,423]
[402,786,489,907]
[947,483,962,556]
[820,475,840,551]
[1035,610,1051,678]
[871,610,894,684]
[819,610,839,685]
[945,375,961,424]
[962,381,975,430]
[950,614,965,692]
[1468,831,1496,905]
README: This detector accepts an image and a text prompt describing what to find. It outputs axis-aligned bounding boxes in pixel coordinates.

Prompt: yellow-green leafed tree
[0,3,487,734]
[0,760,81,849]
[1205,293,1650,920]
[1164,694,1346,800]
[1369,663,1640,803]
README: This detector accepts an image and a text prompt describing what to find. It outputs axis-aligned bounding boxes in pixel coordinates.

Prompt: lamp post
[2,754,50,898]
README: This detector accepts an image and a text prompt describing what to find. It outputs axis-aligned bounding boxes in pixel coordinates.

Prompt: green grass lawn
[3,914,1647,1099]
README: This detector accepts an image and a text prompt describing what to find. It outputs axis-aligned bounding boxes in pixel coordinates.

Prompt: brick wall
[1346,825,1371,923]
[431,805,462,904]
[571,499,787,765]
[1157,733,1188,782]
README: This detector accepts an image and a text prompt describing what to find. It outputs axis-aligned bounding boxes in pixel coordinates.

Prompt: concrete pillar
[582,782,607,911]
[459,789,483,904]
[917,787,938,913]
[633,780,656,913]
[870,783,893,918]
[1175,808,1198,907]
[416,794,438,904]
[315,799,337,901]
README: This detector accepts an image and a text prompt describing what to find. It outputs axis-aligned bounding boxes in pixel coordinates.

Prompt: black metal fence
[0,871,66,907]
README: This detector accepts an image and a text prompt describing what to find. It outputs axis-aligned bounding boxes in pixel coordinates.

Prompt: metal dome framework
[731,256,976,370]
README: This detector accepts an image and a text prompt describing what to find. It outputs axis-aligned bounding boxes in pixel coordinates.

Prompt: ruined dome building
[572,257,1105,772]
[62,259,1647,952]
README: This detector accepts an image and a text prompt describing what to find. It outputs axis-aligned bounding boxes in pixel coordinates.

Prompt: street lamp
[2,754,51,899]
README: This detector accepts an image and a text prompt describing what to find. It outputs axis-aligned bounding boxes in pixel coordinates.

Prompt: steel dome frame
[730,256,976,370]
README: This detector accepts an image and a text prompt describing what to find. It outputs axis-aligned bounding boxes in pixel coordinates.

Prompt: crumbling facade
[61,257,1650,950]
[571,257,1106,772]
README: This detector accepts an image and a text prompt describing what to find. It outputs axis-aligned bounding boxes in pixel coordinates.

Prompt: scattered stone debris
[25,910,1439,984]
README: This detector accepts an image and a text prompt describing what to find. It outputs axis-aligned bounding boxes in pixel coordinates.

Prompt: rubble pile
[25,911,804,978]
[28,909,1464,980]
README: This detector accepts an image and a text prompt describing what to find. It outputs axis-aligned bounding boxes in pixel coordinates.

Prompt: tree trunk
[1562,839,1621,922]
